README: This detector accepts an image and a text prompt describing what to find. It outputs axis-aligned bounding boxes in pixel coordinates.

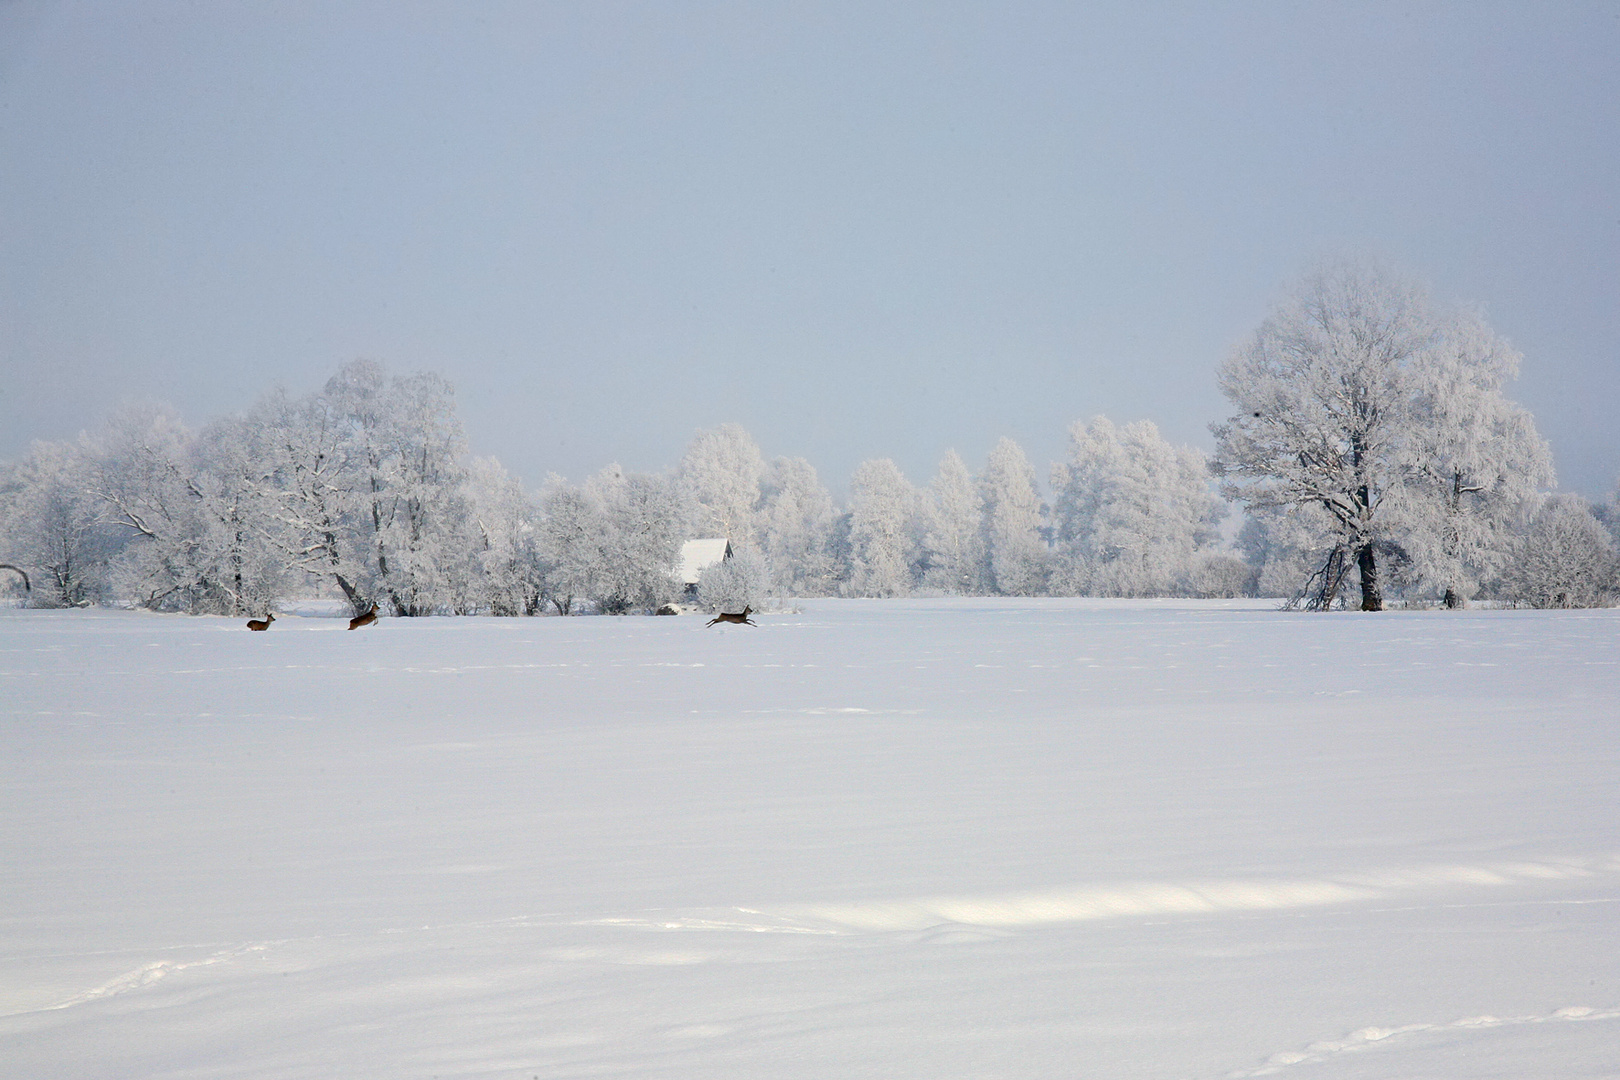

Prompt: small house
[678,538,732,599]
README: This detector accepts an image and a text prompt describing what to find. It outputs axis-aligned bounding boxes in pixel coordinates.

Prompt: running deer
[245,613,275,631]
[348,603,379,630]
[706,605,755,627]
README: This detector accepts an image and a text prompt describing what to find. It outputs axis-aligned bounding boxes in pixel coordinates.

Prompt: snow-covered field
[2,598,1618,1079]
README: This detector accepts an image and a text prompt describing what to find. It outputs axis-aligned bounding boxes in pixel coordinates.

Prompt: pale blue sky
[2,1,1616,496]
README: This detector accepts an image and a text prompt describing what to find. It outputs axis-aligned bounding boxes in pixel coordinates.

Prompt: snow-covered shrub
[1177,554,1258,598]
[697,545,771,613]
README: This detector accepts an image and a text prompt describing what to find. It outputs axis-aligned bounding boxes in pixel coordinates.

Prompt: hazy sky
[2,1,1616,497]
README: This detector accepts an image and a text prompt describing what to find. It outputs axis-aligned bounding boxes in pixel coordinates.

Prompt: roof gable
[678,538,732,584]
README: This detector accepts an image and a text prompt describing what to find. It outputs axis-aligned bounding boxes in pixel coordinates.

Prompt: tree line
[3,265,1617,615]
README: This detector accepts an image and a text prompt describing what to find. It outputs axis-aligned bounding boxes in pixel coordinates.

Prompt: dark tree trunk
[334,573,369,617]
[1357,544,1383,611]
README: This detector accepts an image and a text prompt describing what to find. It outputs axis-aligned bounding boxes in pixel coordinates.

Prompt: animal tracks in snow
[1231,1005,1620,1077]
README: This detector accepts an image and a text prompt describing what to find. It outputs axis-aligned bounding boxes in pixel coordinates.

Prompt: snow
[2,598,1618,1079]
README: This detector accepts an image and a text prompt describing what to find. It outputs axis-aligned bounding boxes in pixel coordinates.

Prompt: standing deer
[245,613,276,631]
[348,603,379,630]
[706,605,755,627]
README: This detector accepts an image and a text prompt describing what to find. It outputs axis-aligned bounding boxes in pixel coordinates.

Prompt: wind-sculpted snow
[2,599,1618,1079]
[770,855,1620,932]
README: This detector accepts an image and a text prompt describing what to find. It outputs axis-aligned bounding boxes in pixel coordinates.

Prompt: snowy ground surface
[2,598,1618,1079]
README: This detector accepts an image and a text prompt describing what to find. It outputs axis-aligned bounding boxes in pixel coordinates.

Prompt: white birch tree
[1051,417,1219,596]
[759,456,840,596]
[978,437,1048,596]
[920,450,987,594]
[846,458,918,597]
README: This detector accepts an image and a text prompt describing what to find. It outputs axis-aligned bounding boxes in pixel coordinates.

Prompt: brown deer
[706,605,755,627]
[348,603,379,630]
[245,613,275,631]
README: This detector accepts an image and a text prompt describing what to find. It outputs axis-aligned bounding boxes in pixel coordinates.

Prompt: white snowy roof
[678,538,732,584]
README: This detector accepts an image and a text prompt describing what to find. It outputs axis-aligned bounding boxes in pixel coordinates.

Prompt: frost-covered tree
[920,450,987,594]
[535,477,600,615]
[978,438,1048,595]
[536,466,687,615]
[1585,480,1620,551]
[759,456,840,596]
[1051,417,1219,597]
[0,440,115,607]
[1495,495,1619,609]
[464,456,545,616]
[679,423,764,547]
[1215,265,1555,611]
[324,361,474,616]
[3,363,545,618]
[254,386,357,600]
[1214,265,1445,611]
[80,403,296,615]
[582,465,687,613]
[84,403,221,612]
[846,458,918,597]
[1397,309,1553,607]
[183,412,291,616]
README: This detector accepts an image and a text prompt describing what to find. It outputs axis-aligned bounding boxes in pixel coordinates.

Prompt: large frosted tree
[1214,265,1450,611]
[255,386,356,601]
[324,361,474,616]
